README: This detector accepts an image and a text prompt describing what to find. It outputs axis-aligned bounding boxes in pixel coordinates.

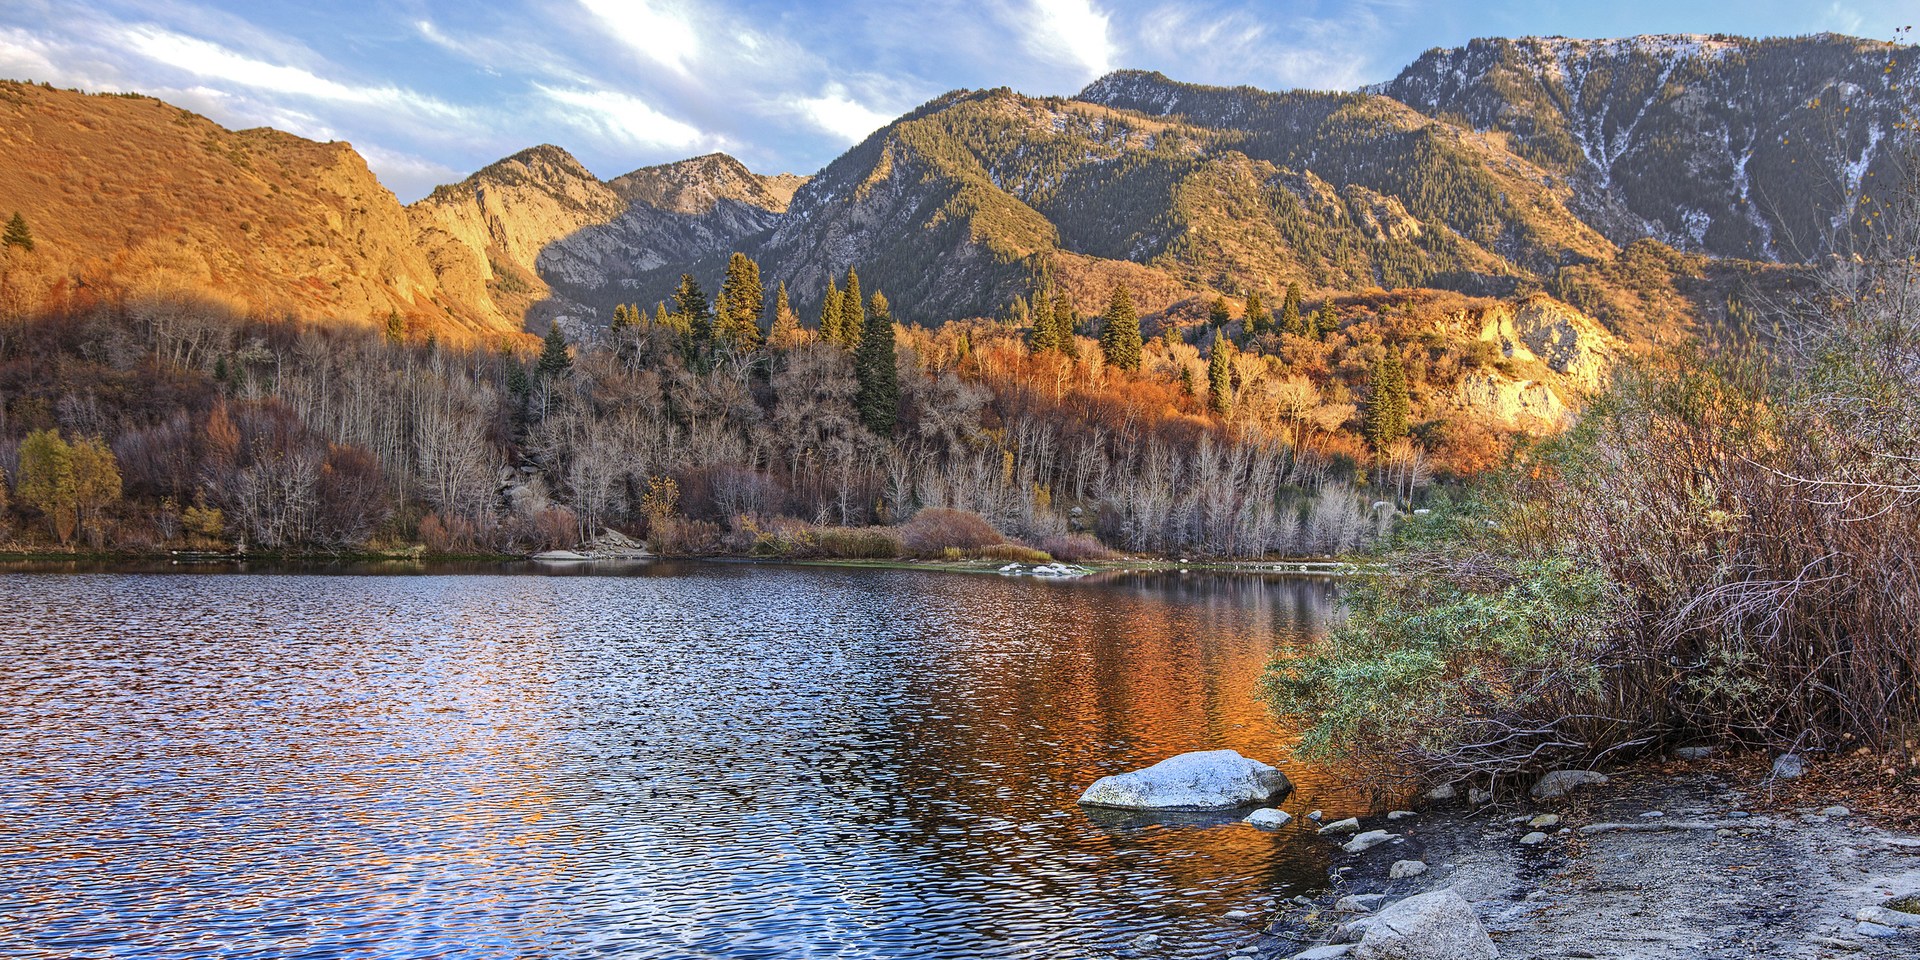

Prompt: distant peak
[468,143,594,184]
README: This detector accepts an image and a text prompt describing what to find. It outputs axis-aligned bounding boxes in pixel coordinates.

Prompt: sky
[0,0,1910,201]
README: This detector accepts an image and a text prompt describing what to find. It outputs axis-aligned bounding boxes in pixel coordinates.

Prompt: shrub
[975,543,1053,564]
[810,526,902,559]
[1039,532,1117,562]
[898,507,1003,556]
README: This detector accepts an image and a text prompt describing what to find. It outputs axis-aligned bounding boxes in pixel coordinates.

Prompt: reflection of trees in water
[847,571,1353,919]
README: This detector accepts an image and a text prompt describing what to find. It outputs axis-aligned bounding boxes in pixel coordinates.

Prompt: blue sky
[0,0,1909,200]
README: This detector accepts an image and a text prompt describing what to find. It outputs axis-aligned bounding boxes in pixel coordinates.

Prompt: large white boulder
[1078,749,1291,810]
[1351,889,1499,960]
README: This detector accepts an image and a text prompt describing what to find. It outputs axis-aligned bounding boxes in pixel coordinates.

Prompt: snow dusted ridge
[1375,33,1919,262]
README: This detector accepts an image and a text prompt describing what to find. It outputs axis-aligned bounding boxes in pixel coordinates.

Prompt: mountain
[0,80,804,342]
[1,33,1907,344]
[1376,34,1919,261]
[413,148,803,332]
[0,80,506,337]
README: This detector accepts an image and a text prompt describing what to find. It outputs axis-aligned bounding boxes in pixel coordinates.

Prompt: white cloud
[577,0,699,76]
[535,84,712,151]
[1130,1,1387,91]
[112,24,473,125]
[791,86,893,142]
[1025,0,1116,79]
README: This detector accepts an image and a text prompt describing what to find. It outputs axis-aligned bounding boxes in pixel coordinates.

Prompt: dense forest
[1,233,1563,560]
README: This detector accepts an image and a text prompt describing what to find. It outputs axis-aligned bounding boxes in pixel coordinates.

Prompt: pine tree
[1209,297,1232,329]
[673,273,712,347]
[769,281,805,348]
[1027,284,1060,355]
[1098,284,1142,371]
[854,290,898,435]
[1245,291,1271,337]
[1053,292,1078,359]
[818,278,843,344]
[1280,282,1304,337]
[537,323,572,378]
[1364,348,1411,451]
[717,252,765,351]
[840,268,865,350]
[1179,364,1196,397]
[611,303,634,331]
[1208,333,1233,417]
[384,311,405,345]
[1309,304,1335,340]
[3,212,33,252]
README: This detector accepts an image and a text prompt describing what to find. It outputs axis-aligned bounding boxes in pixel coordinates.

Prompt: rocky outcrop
[1477,296,1618,393]
[409,148,801,333]
[1078,749,1291,810]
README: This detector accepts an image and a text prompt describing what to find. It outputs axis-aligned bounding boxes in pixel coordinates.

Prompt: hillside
[0,80,509,338]
[1377,33,1919,261]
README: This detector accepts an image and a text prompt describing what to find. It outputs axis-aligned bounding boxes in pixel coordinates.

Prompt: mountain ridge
[0,31,1908,344]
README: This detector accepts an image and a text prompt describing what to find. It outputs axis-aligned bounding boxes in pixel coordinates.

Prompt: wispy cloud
[535,84,715,151]
[113,23,474,125]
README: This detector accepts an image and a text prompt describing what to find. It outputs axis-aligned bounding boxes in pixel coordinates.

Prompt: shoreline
[0,548,1360,577]
[1243,754,1920,959]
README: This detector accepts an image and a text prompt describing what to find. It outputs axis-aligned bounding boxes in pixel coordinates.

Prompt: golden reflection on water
[0,564,1360,959]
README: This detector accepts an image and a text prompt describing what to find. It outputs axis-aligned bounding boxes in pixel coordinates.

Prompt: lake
[0,562,1363,959]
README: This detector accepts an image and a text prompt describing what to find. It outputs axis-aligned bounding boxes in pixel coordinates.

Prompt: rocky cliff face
[410,148,802,333]
[1376,34,1919,261]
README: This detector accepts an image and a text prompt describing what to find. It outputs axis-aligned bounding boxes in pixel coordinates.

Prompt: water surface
[0,563,1359,959]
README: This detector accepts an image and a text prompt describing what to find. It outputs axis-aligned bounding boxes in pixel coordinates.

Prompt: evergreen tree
[3,212,33,252]
[1052,292,1078,359]
[840,268,865,350]
[1280,282,1304,336]
[1027,284,1060,355]
[717,252,765,351]
[1363,348,1411,451]
[1208,333,1233,417]
[1245,291,1271,337]
[854,290,899,435]
[1308,304,1335,339]
[769,281,805,348]
[611,303,634,331]
[1179,364,1196,397]
[1209,297,1232,329]
[955,332,972,362]
[673,273,713,347]
[537,323,572,379]
[818,278,843,344]
[1098,284,1142,371]
[384,311,405,345]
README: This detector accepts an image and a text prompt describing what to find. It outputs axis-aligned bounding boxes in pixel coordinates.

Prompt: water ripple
[0,564,1357,959]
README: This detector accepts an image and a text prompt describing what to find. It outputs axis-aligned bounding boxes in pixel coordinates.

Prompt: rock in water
[1351,889,1499,960]
[1247,808,1294,829]
[1530,769,1608,800]
[1078,749,1291,810]
[1318,817,1363,835]
[1390,860,1429,879]
[1771,754,1806,779]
